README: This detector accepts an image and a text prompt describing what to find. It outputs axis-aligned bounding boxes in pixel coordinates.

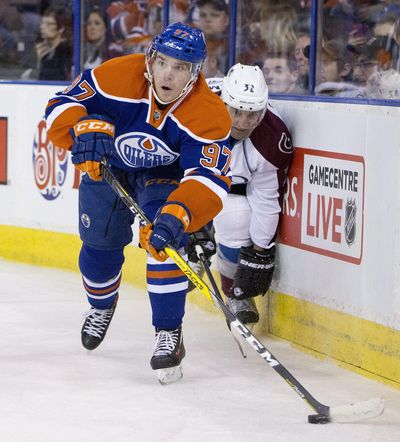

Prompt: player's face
[226,106,263,140]
[152,53,192,102]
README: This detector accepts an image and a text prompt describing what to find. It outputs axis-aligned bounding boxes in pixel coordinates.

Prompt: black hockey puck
[308,414,330,424]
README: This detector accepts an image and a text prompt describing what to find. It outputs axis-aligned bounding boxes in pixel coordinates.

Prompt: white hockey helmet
[221,63,268,112]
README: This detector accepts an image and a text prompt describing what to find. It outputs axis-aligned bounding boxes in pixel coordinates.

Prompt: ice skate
[150,327,185,385]
[81,295,118,350]
[227,297,259,324]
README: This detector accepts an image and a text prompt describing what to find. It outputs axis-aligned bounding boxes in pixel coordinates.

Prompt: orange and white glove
[71,114,115,181]
[139,203,190,262]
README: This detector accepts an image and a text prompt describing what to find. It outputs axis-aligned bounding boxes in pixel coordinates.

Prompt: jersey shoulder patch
[250,108,294,168]
[92,54,148,100]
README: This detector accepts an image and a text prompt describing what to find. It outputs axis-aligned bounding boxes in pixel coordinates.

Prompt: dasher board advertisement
[281,147,365,264]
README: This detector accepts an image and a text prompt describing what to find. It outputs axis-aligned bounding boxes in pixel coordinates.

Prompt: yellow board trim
[0,225,147,288]
[1,225,399,388]
[269,291,400,387]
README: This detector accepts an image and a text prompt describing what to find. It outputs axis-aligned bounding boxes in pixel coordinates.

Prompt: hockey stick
[100,164,384,424]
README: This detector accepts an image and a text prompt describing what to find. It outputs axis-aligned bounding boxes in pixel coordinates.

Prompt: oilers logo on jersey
[115,132,179,168]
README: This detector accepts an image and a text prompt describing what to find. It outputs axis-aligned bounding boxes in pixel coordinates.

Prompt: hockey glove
[71,114,115,181]
[231,245,276,299]
[185,225,216,292]
[139,202,191,262]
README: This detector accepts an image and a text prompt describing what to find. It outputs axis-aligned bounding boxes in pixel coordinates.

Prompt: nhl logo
[154,110,161,120]
[344,198,356,246]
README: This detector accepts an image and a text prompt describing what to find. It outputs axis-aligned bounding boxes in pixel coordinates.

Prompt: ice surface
[0,259,399,442]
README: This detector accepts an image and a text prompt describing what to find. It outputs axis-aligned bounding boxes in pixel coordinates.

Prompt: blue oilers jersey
[45,54,233,231]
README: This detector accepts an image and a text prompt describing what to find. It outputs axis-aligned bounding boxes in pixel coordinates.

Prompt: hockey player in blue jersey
[45,22,232,383]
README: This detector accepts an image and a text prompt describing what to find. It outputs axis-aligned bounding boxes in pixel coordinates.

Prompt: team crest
[345,198,357,246]
[278,132,294,154]
[115,132,179,168]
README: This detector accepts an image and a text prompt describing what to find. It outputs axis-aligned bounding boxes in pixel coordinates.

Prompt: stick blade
[329,397,384,423]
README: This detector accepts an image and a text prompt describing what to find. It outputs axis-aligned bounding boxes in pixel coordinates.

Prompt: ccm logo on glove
[74,120,115,137]
[71,114,115,181]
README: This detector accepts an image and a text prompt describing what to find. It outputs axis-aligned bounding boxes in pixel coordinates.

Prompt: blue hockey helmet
[146,23,207,104]
[150,22,207,65]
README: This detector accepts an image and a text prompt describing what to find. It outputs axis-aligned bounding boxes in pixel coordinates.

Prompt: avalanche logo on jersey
[115,132,179,168]
[278,132,294,154]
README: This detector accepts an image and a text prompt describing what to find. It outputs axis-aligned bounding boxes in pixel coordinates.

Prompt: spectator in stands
[196,0,229,38]
[36,7,72,81]
[347,35,398,88]
[347,37,391,86]
[83,8,109,70]
[237,2,299,68]
[350,51,379,88]
[294,33,310,91]
[312,40,356,96]
[196,0,229,74]
[106,1,149,55]
[262,51,303,94]
[258,3,298,53]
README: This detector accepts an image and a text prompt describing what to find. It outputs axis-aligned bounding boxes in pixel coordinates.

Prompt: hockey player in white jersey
[187,63,294,323]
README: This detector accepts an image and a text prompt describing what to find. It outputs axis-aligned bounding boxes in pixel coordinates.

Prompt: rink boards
[0,83,399,387]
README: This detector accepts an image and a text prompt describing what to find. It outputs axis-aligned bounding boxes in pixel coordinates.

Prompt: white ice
[0,259,399,442]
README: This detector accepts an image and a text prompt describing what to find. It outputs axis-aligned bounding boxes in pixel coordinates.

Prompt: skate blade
[157,365,183,385]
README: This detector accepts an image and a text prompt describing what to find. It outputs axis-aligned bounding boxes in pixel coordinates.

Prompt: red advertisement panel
[280,147,365,264]
[0,118,7,184]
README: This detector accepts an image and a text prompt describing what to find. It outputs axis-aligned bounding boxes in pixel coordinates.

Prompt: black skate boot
[150,326,185,384]
[81,294,118,350]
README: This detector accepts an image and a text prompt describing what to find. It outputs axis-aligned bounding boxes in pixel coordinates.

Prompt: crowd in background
[1,0,400,99]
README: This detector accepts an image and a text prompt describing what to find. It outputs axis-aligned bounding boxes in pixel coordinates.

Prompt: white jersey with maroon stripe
[214,103,294,250]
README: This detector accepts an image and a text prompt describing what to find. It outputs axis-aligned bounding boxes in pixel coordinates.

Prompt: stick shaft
[101,165,329,416]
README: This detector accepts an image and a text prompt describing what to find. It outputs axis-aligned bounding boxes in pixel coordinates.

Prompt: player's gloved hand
[231,245,276,299]
[185,225,216,292]
[71,114,115,181]
[139,202,190,262]
[186,225,216,264]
